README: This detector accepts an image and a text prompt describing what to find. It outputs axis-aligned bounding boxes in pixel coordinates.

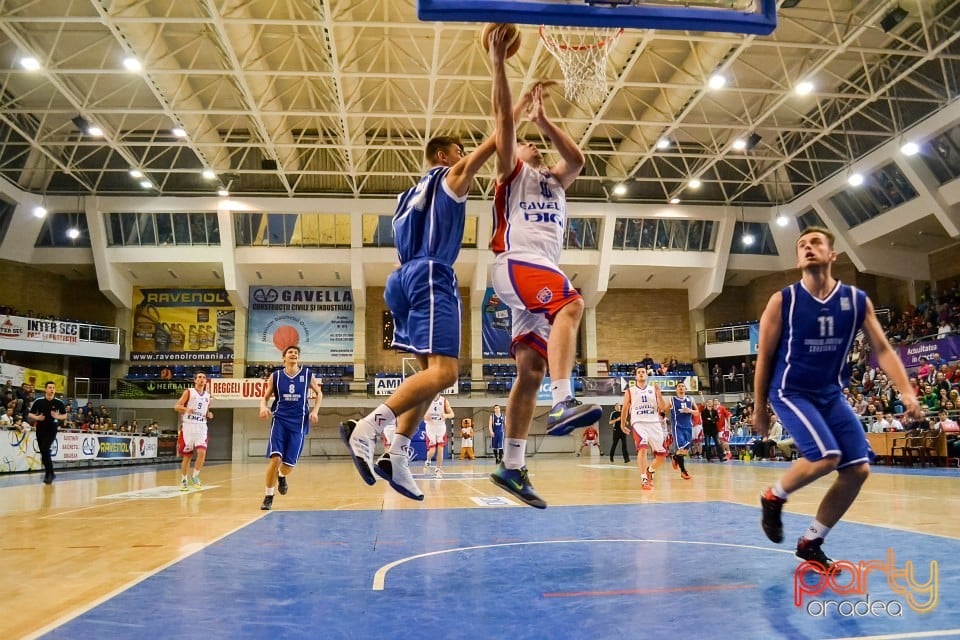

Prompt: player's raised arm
[528,84,584,189]
[490,24,519,184]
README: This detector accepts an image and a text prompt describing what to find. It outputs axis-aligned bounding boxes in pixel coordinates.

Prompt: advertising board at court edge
[793,548,938,617]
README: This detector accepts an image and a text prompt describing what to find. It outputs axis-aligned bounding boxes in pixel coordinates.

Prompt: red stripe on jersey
[490,160,523,254]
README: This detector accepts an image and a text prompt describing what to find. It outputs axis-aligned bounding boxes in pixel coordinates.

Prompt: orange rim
[538,25,624,52]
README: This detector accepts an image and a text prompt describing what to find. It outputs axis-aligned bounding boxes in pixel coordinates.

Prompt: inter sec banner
[868,335,960,369]
[246,287,354,362]
[131,288,235,362]
[482,288,512,358]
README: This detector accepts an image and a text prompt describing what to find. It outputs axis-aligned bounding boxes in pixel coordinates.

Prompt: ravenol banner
[131,288,235,362]
[246,287,354,362]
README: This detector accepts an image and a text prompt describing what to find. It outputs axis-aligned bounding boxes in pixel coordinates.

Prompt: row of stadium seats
[126,365,220,380]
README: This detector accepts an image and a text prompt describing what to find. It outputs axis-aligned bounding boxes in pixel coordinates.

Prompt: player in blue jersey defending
[259,345,322,510]
[341,27,505,501]
[669,382,698,480]
[755,226,921,570]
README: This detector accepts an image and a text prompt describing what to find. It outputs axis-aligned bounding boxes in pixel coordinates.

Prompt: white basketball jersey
[628,385,659,425]
[182,388,210,425]
[427,396,446,422]
[491,161,567,264]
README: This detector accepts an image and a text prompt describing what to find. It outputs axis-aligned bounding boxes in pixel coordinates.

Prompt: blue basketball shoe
[490,463,546,509]
[545,397,602,436]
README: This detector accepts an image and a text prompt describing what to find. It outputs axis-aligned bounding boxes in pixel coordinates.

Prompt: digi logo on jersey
[252,288,280,303]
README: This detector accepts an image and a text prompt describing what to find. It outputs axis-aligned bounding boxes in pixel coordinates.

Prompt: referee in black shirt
[27,381,67,484]
[608,403,630,463]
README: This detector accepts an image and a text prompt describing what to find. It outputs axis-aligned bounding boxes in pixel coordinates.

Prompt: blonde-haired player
[174,371,213,490]
[621,367,670,490]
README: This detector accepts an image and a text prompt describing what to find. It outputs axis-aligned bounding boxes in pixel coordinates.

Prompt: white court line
[372,538,794,591]
[824,630,960,640]
[24,511,270,640]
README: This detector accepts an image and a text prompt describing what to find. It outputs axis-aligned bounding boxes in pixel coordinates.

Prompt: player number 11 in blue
[817,315,835,338]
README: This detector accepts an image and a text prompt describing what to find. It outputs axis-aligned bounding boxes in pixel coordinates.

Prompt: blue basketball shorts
[267,419,308,467]
[769,390,871,468]
[385,259,461,358]
[672,424,693,452]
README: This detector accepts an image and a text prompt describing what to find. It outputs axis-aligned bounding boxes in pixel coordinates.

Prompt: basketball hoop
[539,25,624,104]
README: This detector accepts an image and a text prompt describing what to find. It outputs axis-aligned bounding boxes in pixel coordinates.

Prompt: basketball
[480,23,521,59]
[272,325,300,352]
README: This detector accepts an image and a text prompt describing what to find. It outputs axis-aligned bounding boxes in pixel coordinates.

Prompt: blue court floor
[42,501,960,640]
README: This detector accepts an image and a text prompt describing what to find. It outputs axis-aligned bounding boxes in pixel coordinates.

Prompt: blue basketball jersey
[671,396,695,431]
[271,366,313,432]
[770,281,866,395]
[393,166,467,267]
[492,414,505,434]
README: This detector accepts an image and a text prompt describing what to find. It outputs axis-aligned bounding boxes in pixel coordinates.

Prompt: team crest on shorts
[537,287,553,304]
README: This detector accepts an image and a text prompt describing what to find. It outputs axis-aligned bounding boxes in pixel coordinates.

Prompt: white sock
[772,481,789,500]
[193,470,200,478]
[803,520,831,541]
[265,487,275,496]
[503,438,526,470]
[550,379,573,405]
[181,474,187,483]
[361,404,396,436]
[389,434,412,458]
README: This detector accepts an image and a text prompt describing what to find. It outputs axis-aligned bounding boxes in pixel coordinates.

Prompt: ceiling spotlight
[794,80,814,96]
[656,138,671,150]
[708,74,727,90]
[202,169,216,180]
[172,127,187,138]
[217,188,229,197]
[848,172,864,187]
[66,228,80,239]
[688,178,702,189]
[670,197,681,204]
[139,180,153,189]
[87,125,103,137]
[20,57,40,71]
[900,141,920,156]
[123,57,142,72]
[129,168,143,178]
[613,184,627,196]
[742,233,755,245]
[776,214,790,227]
[32,205,47,218]
[732,138,747,151]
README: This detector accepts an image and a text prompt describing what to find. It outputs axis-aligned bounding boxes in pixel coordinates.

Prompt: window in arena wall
[829,163,918,229]
[920,125,960,185]
[35,212,90,247]
[612,218,715,252]
[730,221,778,256]
[564,218,599,250]
[0,198,12,247]
[797,209,826,231]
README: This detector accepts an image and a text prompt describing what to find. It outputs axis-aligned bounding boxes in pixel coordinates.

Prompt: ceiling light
[708,74,726,90]
[66,228,80,239]
[732,138,747,151]
[20,57,40,71]
[129,168,143,178]
[670,197,681,204]
[202,169,216,180]
[848,173,864,187]
[613,184,627,196]
[217,188,229,197]
[688,178,702,189]
[87,125,103,137]
[900,141,920,156]
[32,205,47,218]
[795,80,814,96]
[776,214,790,227]
[656,138,670,150]
[123,57,142,72]
[298,270,305,281]
[139,180,153,189]
[172,127,187,138]
[255,270,263,280]
[742,233,755,245]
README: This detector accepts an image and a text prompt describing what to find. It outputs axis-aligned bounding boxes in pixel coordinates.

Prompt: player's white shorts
[178,421,208,455]
[490,253,581,359]
[582,438,599,447]
[631,421,666,454]
[425,420,447,447]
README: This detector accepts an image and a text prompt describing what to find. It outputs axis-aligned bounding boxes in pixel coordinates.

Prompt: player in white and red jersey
[174,372,213,491]
[622,368,670,490]
[423,393,453,476]
[486,60,601,509]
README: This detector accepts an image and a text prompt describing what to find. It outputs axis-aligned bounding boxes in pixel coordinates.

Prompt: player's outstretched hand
[487,24,512,63]
[902,393,924,423]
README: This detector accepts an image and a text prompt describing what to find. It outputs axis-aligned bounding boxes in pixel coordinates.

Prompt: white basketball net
[539,26,624,104]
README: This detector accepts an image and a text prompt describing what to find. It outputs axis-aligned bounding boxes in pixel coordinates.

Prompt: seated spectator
[0,406,12,429]
[938,321,953,338]
[886,413,905,431]
[146,421,160,436]
[753,414,783,459]
[131,419,139,434]
[923,385,940,412]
